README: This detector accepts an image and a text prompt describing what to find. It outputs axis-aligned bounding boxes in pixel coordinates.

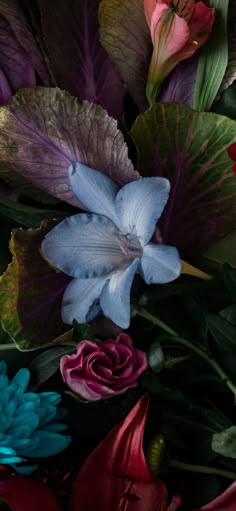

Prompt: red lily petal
[0,476,61,511]
[194,481,236,510]
[70,394,182,511]
[228,143,236,161]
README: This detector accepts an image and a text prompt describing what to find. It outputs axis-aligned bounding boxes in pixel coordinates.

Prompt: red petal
[194,481,236,510]
[228,143,236,161]
[0,476,61,511]
[70,394,181,511]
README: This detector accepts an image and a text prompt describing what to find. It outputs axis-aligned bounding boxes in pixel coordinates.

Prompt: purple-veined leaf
[160,57,198,107]
[38,0,125,119]
[0,221,73,351]
[0,87,138,205]
[0,0,50,85]
[99,0,152,111]
[131,103,236,255]
[0,17,36,105]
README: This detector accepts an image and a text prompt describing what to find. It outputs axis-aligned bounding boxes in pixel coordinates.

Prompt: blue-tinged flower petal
[69,162,119,225]
[11,368,30,392]
[0,446,16,455]
[28,431,71,457]
[100,259,139,328]
[141,243,181,284]
[62,276,109,324]
[10,415,39,439]
[115,177,170,245]
[0,375,8,390]
[43,423,68,433]
[14,401,37,417]
[42,213,127,278]
[11,463,38,474]
[0,455,24,464]
[38,392,61,405]
[12,437,40,456]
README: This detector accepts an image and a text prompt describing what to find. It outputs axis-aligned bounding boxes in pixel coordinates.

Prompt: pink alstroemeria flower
[144,0,215,104]
[194,481,236,511]
[0,476,62,511]
[70,394,182,511]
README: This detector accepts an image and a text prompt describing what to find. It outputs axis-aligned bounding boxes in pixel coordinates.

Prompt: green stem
[170,459,236,480]
[137,307,236,396]
[0,343,16,351]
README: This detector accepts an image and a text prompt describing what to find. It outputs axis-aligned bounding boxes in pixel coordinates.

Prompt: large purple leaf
[131,103,236,256]
[160,57,198,107]
[0,87,138,205]
[99,0,152,111]
[37,0,125,119]
[0,221,72,351]
[0,0,50,85]
[0,17,36,104]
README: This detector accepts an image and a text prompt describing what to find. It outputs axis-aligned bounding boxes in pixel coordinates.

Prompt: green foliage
[212,426,236,459]
[193,0,229,111]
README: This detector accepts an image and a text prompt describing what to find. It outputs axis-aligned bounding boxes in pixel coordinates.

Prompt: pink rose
[60,334,148,401]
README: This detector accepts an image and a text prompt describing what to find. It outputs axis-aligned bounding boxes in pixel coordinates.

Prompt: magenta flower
[69,394,182,511]
[0,476,62,511]
[60,334,148,401]
[144,0,215,104]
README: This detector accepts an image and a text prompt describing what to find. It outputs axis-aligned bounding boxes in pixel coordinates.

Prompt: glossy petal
[62,276,108,324]
[141,243,181,284]
[115,177,170,245]
[42,214,126,278]
[100,259,139,328]
[151,6,189,53]
[68,161,119,224]
[0,476,62,511]
[144,0,158,26]
[70,394,182,511]
[176,2,215,61]
[194,481,236,510]
[27,431,71,458]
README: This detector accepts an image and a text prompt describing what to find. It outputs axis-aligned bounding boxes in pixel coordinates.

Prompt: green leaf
[216,1,236,99]
[0,221,73,350]
[28,344,76,386]
[219,305,236,326]
[212,426,236,459]
[207,313,236,351]
[0,197,70,228]
[193,0,229,111]
[72,320,95,341]
[213,81,236,120]
[131,103,236,255]
[99,0,151,110]
[224,264,236,300]
[203,231,236,268]
[0,214,15,275]
[148,340,164,373]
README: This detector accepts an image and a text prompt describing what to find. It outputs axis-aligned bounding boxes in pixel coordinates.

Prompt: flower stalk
[136,307,236,396]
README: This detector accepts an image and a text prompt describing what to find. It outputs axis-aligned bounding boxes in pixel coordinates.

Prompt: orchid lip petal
[42,213,128,279]
[100,259,139,328]
[68,161,120,225]
[115,177,170,246]
[141,243,181,284]
[62,276,109,324]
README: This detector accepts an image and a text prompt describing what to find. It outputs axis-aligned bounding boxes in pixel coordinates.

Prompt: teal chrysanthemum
[0,360,71,474]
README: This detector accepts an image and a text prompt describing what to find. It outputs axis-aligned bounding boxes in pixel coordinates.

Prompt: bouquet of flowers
[0,0,236,509]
